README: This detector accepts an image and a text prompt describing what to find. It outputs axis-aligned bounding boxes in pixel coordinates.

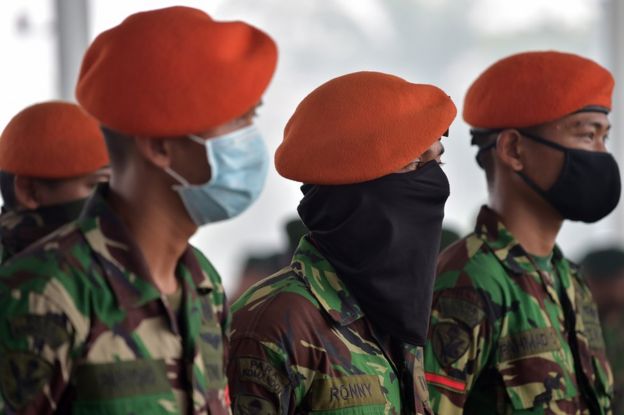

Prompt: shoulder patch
[10,315,70,349]
[436,297,485,328]
[432,323,471,367]
[305,375,385,410]
[237,358,287,394]
[0,351,52,409]
[235,395,277,415]
[498,327,560,362]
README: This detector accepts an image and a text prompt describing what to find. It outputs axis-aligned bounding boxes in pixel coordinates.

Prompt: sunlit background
[1,0,623,294]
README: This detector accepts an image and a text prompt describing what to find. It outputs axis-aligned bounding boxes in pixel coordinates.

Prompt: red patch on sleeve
[224,385,231,407]
[425,372,466,392]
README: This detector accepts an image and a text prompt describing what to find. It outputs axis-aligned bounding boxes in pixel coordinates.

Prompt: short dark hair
[0,171,17,210]
[471,132,498,185]
[100,126,133,169]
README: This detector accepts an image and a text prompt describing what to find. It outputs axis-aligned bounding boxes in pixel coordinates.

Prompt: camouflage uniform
[600,316,624,413]
[0,199,85,264]
[228,237,432,415]
[0,185,229,414]
[424,206,613,414]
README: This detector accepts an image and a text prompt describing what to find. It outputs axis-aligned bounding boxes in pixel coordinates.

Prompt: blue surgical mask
[165,125,269,226]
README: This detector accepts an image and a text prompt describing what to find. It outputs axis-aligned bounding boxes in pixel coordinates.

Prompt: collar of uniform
[474,205,567,275]
[77,184,212,308]
[291,236,364,326]
[473,205,531,275]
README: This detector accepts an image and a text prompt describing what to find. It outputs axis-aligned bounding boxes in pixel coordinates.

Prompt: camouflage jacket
[599,313,624,413]
[228,237,432,415]
[424,206,613,414]
[0,199,85,264]
[0,186,229,415]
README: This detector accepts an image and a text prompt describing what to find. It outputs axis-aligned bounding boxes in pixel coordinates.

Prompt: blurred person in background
[0,6,277,414]
[424,51,619,414]
[0,101,109,263]
[228,71,456,415]
[439,226,461,252]
[582,247,624,414]
[230,218,307,304]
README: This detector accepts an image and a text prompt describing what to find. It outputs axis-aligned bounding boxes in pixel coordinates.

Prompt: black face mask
[518,131,621,223]
[0,198,87,259]
[297,161,450,345]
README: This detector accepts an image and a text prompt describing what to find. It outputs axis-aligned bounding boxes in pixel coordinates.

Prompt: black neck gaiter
[297,162,450,345]
[0,198,87,261]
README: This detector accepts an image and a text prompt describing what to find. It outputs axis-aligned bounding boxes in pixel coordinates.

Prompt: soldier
[0,6,277,415]
[228,71,457,415]
[424,51,619,414]
[581,247,624,414]
[0,101,109,263]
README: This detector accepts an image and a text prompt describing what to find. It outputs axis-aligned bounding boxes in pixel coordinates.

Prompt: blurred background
[1,0,623,295]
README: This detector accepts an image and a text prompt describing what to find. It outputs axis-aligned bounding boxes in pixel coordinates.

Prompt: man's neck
[490,192,563,257]
[108,181,196,294]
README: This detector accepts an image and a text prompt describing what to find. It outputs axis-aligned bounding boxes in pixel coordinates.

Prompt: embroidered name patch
[437,297,486,328]
[10,315,69,349]
[576,290,606,351]
[305,375,385,410]
[74,359,171,400]
[498,327,560,362]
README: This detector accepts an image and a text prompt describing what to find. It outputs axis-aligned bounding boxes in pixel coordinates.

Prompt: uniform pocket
[496,328,574,410]
[71,359,178,415]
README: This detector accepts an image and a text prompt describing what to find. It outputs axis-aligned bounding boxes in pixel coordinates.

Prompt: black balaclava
[298,161,450,345]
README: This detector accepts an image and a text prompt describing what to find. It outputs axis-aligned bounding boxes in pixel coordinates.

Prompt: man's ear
[14,175,39,210]
[133,136,174,169]
[495,130,525,172]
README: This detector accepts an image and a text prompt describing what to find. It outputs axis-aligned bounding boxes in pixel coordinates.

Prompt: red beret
[276,71,457,185]
[0,102,109,178]
[464,51,614,129]
[76,6,278,137]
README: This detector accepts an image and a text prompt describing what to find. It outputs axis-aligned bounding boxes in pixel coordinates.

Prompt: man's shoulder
[189,245,224,288]
[437,233,509,288]
[231,266,322,335]
[233,267,316,314]
[0,222,94,297]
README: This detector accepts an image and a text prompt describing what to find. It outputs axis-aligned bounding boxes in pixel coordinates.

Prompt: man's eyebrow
[569,120,611,131]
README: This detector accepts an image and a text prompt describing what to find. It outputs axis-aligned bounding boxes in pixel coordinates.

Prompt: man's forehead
[560,112,610,129]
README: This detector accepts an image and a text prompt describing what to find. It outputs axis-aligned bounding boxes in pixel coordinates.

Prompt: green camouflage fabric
[0,185,230,414]
[600,315,624,413]
[228,236,432,415]
[0,199,86,264]
[424,206,613,414]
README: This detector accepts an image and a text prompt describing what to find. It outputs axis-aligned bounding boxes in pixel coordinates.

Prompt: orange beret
[76,6,278,137]
[0,101,109,178]
[275,71,457,185]
[464,51,614,129]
